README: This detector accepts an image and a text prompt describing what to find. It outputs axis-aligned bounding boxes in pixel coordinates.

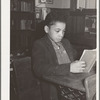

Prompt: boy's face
[45,22,66,42]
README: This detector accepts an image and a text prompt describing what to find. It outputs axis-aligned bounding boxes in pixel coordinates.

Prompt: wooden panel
[12,57,42,100]
[10,30,33,54]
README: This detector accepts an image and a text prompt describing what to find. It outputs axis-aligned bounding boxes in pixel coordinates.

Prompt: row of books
[20,1,34,12]
[11,0,20,11]
[11,19,33,30]
[11,0,34,12]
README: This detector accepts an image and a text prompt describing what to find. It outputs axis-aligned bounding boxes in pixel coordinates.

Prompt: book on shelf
[20,20,32,30]
[80,49,96,73]
[11,19,20,30]
[11,0,20,11]
[11,0,34,12]
[21,1,33,12]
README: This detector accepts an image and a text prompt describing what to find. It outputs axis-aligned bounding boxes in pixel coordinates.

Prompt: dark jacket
[32,35,77,100]
[32,35,76,77]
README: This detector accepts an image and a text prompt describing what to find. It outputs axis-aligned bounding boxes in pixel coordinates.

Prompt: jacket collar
[43,35,58,63]
[42,35,74,62]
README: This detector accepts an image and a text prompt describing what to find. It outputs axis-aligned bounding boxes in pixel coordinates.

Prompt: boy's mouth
[56,38,62,42]
[57,37,63,40]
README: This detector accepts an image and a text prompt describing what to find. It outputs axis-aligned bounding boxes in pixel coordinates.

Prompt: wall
[77,0,96,9]
[86,0,96,9]
[46,0,62,8]
[35,0,71,20]
[35,0,71,8]
[35,0,46,7]
[77,0,86,8]
[46,0,70,8]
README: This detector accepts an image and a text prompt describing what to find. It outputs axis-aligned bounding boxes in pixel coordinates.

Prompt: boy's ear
[44,25,49,33]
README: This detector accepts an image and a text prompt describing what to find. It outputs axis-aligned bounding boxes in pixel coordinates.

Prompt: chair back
[13,57,41,100]
[84,74,96,100]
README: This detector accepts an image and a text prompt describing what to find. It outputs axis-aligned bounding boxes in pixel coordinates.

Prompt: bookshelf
[10,0,35,55]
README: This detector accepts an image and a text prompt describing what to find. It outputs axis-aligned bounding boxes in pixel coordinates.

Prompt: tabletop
[43,70,95,92]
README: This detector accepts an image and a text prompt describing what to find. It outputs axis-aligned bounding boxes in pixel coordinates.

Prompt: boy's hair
[44,11,67,27]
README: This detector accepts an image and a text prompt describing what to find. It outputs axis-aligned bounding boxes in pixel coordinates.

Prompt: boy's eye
[55,30,65,33]
[55,29,65,33]
[54,29,60,33]
[56,30,60,32]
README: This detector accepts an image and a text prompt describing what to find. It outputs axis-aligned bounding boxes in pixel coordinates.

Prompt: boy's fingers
[81,65,86,68]
[79,68,85,72]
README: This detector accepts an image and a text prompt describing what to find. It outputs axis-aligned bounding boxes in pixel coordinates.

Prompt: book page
[80,49,96,72]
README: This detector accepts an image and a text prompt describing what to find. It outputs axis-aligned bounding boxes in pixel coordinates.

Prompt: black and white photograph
[1,0,99,100]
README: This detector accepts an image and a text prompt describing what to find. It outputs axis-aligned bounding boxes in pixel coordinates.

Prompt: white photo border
[1,0,99,100]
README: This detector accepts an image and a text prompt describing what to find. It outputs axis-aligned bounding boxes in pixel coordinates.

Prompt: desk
[43,70,95,92]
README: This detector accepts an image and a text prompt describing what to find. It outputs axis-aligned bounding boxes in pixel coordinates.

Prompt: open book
[80,49,96,73]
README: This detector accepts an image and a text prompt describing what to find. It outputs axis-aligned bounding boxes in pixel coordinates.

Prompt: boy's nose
[59,32,63,37]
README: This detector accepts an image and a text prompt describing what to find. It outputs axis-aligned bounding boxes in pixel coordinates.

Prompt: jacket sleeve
[62,38,78,61]
[32,41,71,77]
[68,42,78,60]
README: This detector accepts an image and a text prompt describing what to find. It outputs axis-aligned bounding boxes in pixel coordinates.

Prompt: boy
[32,11,86,100]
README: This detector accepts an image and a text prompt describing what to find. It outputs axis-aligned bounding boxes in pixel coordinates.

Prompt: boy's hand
[70,60,86,73]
